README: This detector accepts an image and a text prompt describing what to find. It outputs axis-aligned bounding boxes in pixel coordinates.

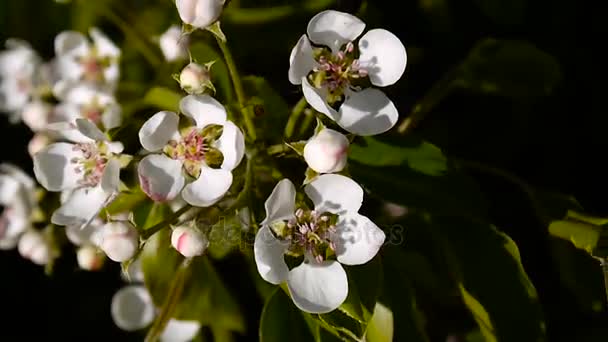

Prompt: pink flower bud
[171,226,208,258]
[179,62,210,94]
[17,230,51,265]
[100,222,139,262]
[76,245,105,271]
[303,128,349,174]
[176,0,224,28]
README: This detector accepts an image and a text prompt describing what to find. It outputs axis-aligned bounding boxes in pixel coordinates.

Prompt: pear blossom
[33,119,126,228]
[289,10,407,136]
[0,164,36,250]
[53,28,120,92]
[254,174,385,313]
[0,40,44,117]
[137,95,244,207]
[76,244,105,271]
[171,226,209,257]
[303,128,349,173]
[176,0,224,29]
[159,25,189,62]
[99,221,139,262]
[18,230,51,265]
[111,284,201,340]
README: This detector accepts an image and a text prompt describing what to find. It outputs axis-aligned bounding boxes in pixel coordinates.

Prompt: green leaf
[242,76,289,141]
[436,217,545,341]
[143,87,182,112]
[565,210,608,227]
[365,303,394,342]
[349,137,447,176]
[259,289,315,342]
[457,38,562,97]
[141,229,245,333]
[207,214,242,259]
[103,188,146,217]
[549,220,601,255]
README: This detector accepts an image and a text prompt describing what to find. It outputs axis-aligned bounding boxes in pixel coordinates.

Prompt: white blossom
[17,230,51,265]
[159,25,189,62]
[0,164,36,250]
[289,10,407,136]
[254,174,385,313]
[176,0,224,29]
[303,128,349,174]
[99,221,139,262]
[137,95,244,207]
[33,119,126,228]
[0,40,44,117]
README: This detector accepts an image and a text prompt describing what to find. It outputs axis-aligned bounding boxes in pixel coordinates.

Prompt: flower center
[80,102,105,125]
[270,208,339,263]
[163,125,224,178]
[70,142,112,187]
[308,42,368,105]
[78,54,109,82]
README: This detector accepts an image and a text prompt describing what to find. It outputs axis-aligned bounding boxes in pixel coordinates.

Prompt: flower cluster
[1,1,407,335]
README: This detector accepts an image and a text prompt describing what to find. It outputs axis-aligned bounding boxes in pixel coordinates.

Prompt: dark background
[0,0,600,341]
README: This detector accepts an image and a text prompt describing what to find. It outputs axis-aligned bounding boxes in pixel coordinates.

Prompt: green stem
[267,143,290,156]
[228,151,256,211]
[215,36,257,141]
[141,205,193,239]
[397,65,462,134]
[100,5,162,67]
[297,109,315,137]
[284,97,308,139]
[144,258,192,342]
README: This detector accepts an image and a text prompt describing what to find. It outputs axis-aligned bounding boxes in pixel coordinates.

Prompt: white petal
[103,63,120,86]
[33,142,83,191]
[179,95,227,128]
[159,25,189,62]
[102,103,122,129]
[65,218,104,246]
[307,10,365,52]
[90,27,120,58]
[287,260,348,314]
[181,167,232,207]
[160,320,201,342]
[305,174,363,215]
[138,111,180,152]
[358,29,407,87]
[101,158,121,193]
[54,31,89,58]
[61,83,96,103]
[0,175,20,204]
[217,120,245,171]
[111,285,155,331]
[337,88,398,136]
[262,179,296,226]
[333,213,385,265]
[49,102,80,124]
[301,77,338,120]
[76,118,107,141]
[51,185,111,227]
[288,35,316,85]
[254,226,289,285]
[138,154,185,202]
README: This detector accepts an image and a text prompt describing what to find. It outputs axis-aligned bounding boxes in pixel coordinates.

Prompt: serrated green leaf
[349,137,447,176]
[259,289,315,342]
[143,87,182,112]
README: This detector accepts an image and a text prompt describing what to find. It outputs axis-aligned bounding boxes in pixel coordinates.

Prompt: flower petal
[102,103,122,130]
[76,118,107,141]
[288,35,316,85]
[101,158,121,193]
[262,179,296,226]
[287,260,348,313]
[138,154,185,202]
[305,174,363,215]
[111,285,155,332]
[217,120,245,171]
[33,142,83,191]
[301,77,338,120]
[138,111,180,152]
[179,95,226,128]
[307,10,365,52]
[51,185,111,227]
[160,320,201,342]
[181,167,232,207]
[90,27,120,58]
[54,31,89,58]
[358,29,407,87]
[337,88,398,136]
[254,226,289,285]
[333,213,385,265]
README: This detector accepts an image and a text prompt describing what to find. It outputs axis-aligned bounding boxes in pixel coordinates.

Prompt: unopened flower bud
[303,128,349,174]
[77,245,105,271]
[176,0,224,29]
[28,133,51,157]
[159,25,189,62]
[21,101,51,132]
[171,226,208,258]
[111,285,155,331]
[17,230,51,265]
[100,222,139,262]
[179,62,211,94]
